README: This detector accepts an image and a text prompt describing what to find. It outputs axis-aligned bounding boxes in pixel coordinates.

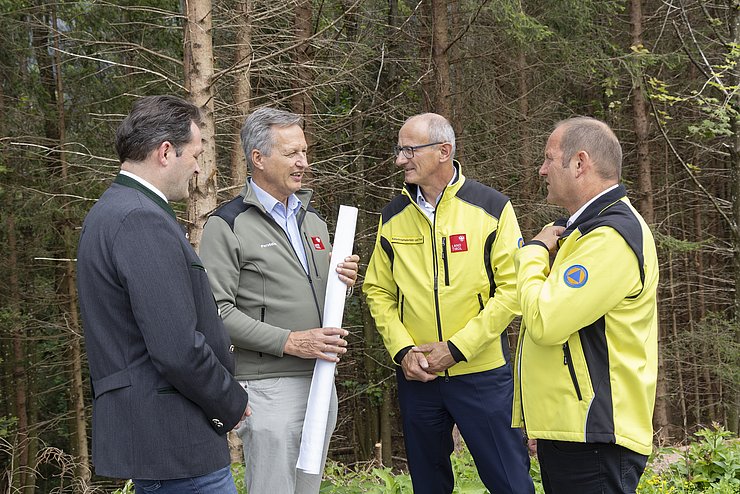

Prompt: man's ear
[439,142,453,162]
[157,141,173,166]
[574,150,590,177]
[251,149,264,171]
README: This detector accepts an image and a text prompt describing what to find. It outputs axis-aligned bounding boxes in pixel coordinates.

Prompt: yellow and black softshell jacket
[513,185,659,455]
[364,163,524,376]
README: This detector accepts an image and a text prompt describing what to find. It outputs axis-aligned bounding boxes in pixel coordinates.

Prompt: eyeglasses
[393,142,443,159]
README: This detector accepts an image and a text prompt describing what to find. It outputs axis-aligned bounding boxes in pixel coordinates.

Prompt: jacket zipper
[259,307,266,357]
[428,189,448,380]
[562,342,583,401]
[441,236,450,286]
[400,293,405,323]
[263,211,323,322]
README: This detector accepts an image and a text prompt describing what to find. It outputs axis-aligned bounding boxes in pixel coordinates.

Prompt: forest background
[0,0,738,492]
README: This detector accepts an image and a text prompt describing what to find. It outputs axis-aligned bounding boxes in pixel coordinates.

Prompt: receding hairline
[554,116,614,138]
[403,112,449,129]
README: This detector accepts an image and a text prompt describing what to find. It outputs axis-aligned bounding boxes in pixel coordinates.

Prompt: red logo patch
[449,234,468,252]
[311,236,325,250]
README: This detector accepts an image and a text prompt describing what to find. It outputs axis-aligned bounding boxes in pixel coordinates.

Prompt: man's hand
[234,404,252,431]
[401,349,438,382]
[532,225,566,254]
[413,341,456,373]
[336,254,360,286]
[284,327,348,362]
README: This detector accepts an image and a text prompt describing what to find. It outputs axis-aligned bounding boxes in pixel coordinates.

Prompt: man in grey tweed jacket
[76,95,249,494]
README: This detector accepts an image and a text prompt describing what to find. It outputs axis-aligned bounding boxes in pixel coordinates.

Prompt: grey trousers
[237,376,338,494]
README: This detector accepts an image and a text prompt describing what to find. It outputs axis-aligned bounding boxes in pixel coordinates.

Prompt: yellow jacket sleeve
[515,227,643,347]
[363,217,417,359]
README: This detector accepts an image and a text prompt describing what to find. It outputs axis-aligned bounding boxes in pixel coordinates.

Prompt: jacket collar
[240,179,314,214]
[114,174,176,220]
[559,184,627,235]
[402,160,465,205]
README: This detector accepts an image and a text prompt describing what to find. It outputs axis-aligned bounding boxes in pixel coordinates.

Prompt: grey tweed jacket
[76,174,248,480]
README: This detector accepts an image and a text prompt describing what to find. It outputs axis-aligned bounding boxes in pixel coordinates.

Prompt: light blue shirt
[415,167,458,221]
[250,179,309,273]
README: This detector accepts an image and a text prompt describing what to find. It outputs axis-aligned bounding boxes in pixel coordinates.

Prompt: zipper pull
[562,343,568,365]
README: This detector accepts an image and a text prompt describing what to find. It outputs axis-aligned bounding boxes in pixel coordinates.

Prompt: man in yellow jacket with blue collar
[364,113,533,494]
[514,117,659,493]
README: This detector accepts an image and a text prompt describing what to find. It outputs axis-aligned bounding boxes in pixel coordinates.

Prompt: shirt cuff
[524,240,549,250]
[394,346,413,365]
[447,341,467,362]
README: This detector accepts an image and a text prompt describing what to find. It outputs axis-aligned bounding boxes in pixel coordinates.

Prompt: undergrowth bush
[639,425,740,493]
[111,425,739,493]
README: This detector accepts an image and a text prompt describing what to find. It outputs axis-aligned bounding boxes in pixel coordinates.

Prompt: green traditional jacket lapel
[113,174,176,220]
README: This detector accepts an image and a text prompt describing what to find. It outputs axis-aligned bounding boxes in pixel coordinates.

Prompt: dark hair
[241,107,303,171]
[115,95,203,164]
[556,117,622,180]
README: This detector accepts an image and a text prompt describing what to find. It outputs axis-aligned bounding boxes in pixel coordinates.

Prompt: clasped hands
[401,341,457,382]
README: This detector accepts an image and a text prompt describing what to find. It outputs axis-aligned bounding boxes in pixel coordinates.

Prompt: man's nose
[538,162,548,176]
[296,152,308,167]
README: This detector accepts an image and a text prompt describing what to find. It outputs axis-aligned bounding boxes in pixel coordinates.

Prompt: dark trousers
[537,439,648,494]
[396,365,534,494]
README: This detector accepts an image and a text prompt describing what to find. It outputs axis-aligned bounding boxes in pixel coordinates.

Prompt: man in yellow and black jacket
[514,117,659,494]
[364,113,534,494]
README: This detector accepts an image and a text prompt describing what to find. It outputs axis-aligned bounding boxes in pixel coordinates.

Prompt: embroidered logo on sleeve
[564,265,588,288]
[518,237,524,248]
[449,234,468,252]
[311,236,326,250]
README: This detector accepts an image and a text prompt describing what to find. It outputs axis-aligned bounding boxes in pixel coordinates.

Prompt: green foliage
[111,480,134,494]
[0,416,17,439]
[653,231,708,253]
[317,448,546,493]
[639,426,740,493]
[315,429,740,493]
[487,1,553,46]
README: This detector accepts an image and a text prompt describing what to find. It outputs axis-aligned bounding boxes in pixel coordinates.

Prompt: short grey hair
[555,117,622,180]
[405,113,456,159]
[241,107,303,171]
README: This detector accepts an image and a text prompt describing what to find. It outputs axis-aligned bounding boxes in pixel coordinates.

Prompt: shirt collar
[119,170,168,203]
[249,178,302,215]
[567,184,619,227]
[415,166,458,211]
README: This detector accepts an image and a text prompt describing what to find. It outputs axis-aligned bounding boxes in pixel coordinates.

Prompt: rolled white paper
[296,205,358,474]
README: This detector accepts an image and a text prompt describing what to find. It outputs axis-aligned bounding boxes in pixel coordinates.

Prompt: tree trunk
[516,48,536,237]
[229,0,252,191]
[184,0,218,251]
[292,0,314,169]
[51,3,90,486]
[431,0,452,118]
[727,0,740,434]
[630,0,654,224]
[8,210,30,493]
[631,0,666,436]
